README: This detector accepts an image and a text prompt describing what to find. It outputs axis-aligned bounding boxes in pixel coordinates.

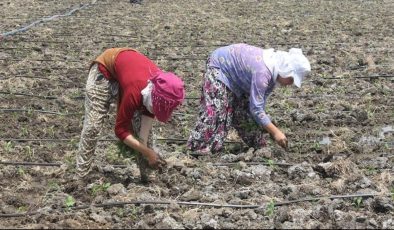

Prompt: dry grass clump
[317,158,360,179]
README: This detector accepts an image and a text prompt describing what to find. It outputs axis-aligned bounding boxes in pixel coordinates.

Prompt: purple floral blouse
[208,43,275,126]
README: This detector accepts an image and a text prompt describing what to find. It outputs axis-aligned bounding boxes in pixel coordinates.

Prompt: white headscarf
[263,48,311,87]
[141,80,154,113]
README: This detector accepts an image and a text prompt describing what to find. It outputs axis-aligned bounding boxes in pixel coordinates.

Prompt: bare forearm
[263,122,280,136]
[122,134,151,158]
[122,115,153,156]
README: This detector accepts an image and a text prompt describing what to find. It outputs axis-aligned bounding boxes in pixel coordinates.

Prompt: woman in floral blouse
[187,43,311,155]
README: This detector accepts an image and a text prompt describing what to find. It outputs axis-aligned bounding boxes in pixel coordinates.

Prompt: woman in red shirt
[76,48,185,183]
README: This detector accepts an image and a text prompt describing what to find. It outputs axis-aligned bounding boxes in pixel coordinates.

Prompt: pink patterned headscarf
[151,71,185,122]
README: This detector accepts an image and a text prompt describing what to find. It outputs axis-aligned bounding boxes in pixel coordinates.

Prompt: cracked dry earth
[0,0,393,229]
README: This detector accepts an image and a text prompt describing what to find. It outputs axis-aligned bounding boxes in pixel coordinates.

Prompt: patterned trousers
[187,66,266,154]
[76,64,152,179]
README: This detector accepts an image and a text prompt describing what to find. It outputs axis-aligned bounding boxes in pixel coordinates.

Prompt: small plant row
[1,105,393,120]
[2,37,392,47]
[1,154,393,169]
[0,192,392,218]
[1,136,392,144]
[2,56,394,68]
[0,159,294,168]
[0,0,98,38]
[1,90,393,103]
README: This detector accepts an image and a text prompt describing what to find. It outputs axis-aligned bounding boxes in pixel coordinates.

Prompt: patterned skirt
[187,66,266,154]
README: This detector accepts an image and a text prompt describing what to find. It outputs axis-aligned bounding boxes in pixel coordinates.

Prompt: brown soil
[1,0,393,228]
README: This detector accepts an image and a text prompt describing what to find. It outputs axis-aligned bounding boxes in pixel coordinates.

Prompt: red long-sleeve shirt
[97,50,158,140]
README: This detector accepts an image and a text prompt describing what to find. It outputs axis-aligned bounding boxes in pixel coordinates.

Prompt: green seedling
[313,142,321,150]
[187,90,199,98]
[4,141,13,152]
[46,142,56,149]
[181,125,189,136]
[265,106,271,114]
[281,101,292,111]
[365,96,375,119]
[280,87,291,96]
[64,155,75,167]
[17,167,25,176]
[129,206,139,221]
[167,141,186,155]
[70,89,83,99]
[12,112,18,120]
[49,125,55,138]
[352,197,363,209]
[366,166,377,175]
[106,144,119,161]
[21,127,29,137]
[263,158,276,169]
[116,208,125,217]
[103,182,111,190]
[265,199,275,216]
[65,195,75,209]
[116,141,138,159]
[17,205,28,213]
[316,103,325,113]
[25,146,34,159]
[234,162,243,171]
[91,182,111,196]
[69,138,79,148]
[48,180,60,192]
[267,159,275,168]
[27,108,33,116]
[366,109,375,120]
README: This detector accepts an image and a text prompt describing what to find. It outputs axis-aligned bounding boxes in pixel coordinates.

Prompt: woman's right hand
[146,150,167,169]
[122,134,167,169]
[274,131,288,150]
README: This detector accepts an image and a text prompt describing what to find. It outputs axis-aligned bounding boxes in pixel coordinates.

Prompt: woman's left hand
[263,122,288,150]
[277,138,288,150]
[274,131,288,150]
